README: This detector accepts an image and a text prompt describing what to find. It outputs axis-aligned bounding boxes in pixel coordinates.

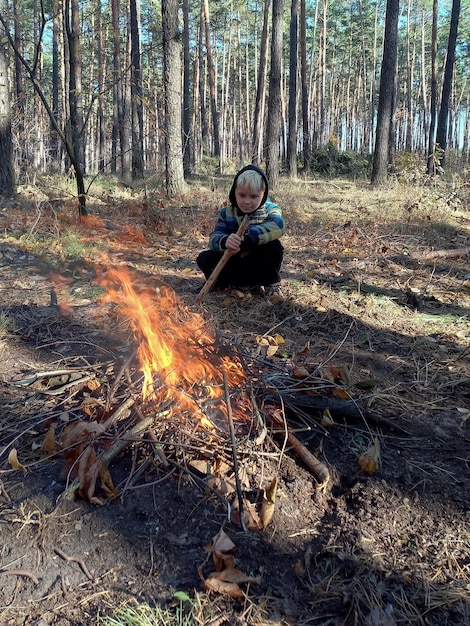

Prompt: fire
[99,265,245,423]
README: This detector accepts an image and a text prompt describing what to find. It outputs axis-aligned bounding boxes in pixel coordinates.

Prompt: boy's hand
[224,233,243,251]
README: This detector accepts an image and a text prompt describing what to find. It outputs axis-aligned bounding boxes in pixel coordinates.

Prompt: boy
[196,164,285,297]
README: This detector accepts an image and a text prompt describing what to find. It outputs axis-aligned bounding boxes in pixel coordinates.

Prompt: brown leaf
[81,397,105,417]
[205,528,236,557]
[8,448,27,474]
[215,567,261,585]
[230,497,262,530]
[298,341,310,355]
[293,365,310,379]
[85,378,101,391]
[359,437,381,473]
[207,475,235,496]
[41,425,57,455]
[260,477,278,529]
[332,387,350,399]
[77,445,99,501]
[99,463,118,498]
[204,576,244,597]
[61,420,105,449]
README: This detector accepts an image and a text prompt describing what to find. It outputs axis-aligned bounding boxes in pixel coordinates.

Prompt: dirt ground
[0,178,469,625]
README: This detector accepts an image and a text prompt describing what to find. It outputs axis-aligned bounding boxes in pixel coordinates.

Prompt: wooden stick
[223,369,248,533]
[419,246,470,260]
[196,214,249,304]
[266,411,330,488]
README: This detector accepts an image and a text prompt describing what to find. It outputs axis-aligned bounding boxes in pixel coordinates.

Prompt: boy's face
[235,184,265,214]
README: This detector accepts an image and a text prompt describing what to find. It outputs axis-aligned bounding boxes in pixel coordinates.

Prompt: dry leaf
[99,463,118,498]
[207,475,235,496]
[188,459,211,476]
[8,448,27,474]
[266,344,279,358]
[214,567,261,585]
[321,409,335,427]
[205,528,236,557]
[359,437,381,473]
[86,378,101,391]
[41,425,57,455]
[332,387,350,399]
[260,477,278,529]
[61,420,105,448]
[298,341,310,355]
[81,397,105,417]
[204,577,244,597]
[230,498,262,530]
[256,336,270,346]
[293,365,310,379]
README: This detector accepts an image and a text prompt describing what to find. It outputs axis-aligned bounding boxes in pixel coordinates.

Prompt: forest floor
[0,171,469,626]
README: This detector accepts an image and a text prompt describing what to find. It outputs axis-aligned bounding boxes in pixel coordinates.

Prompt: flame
[98,266,245,422]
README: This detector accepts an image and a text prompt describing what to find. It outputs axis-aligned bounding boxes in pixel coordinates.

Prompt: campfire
[98,265,246,424]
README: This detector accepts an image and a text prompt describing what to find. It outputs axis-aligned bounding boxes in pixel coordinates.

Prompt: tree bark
[287,0,298,177]
[426,0,438,174]
[251,0,270,165]
[300,0,310,172]
[0,2,15,196]
[129,0,144,179]
[202,0,220,161]
[182,0,191,176]
[162,0,187,195]
[265,0,283,189]
[435,0,461,170]
[371,0,399,186]
[64,0,87,214]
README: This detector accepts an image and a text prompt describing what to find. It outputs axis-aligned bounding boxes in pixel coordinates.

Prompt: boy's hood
[228,164,269,210]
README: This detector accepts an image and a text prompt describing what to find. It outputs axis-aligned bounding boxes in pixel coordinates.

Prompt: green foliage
[98,593,200,626]
[61,229,86,259]
[310,142,372,178]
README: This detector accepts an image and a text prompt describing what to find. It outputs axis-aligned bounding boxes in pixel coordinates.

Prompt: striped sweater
[209,200,285,252]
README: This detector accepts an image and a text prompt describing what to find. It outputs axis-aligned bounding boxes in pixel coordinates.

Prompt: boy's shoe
[265,282,284,303]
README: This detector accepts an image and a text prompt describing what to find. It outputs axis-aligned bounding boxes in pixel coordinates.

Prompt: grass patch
[98,594,203,626]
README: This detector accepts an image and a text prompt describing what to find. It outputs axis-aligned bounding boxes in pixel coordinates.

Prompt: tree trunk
[300,0,310,172]
[435,0,461,170]
[51,0,62,167]
[162,0,187,195]
[202,0,220,161]
[64,0,87,214]
[96,0,106,173]
[287,0,298,177]
[426,0,438,174]
[182,0,191,176]
[111,0,131,181]
[0,3,15,196]
[371,0,399,186]
[265,0,283,189]
[129,0,144,179]
[251,0,269,165]
[197,8,208,160]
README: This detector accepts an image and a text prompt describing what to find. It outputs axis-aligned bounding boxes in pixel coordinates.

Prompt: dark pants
[197,240,284,290]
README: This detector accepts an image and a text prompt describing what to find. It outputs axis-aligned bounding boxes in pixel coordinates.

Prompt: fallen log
[419,247,470,261]
[267,391,411,435]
